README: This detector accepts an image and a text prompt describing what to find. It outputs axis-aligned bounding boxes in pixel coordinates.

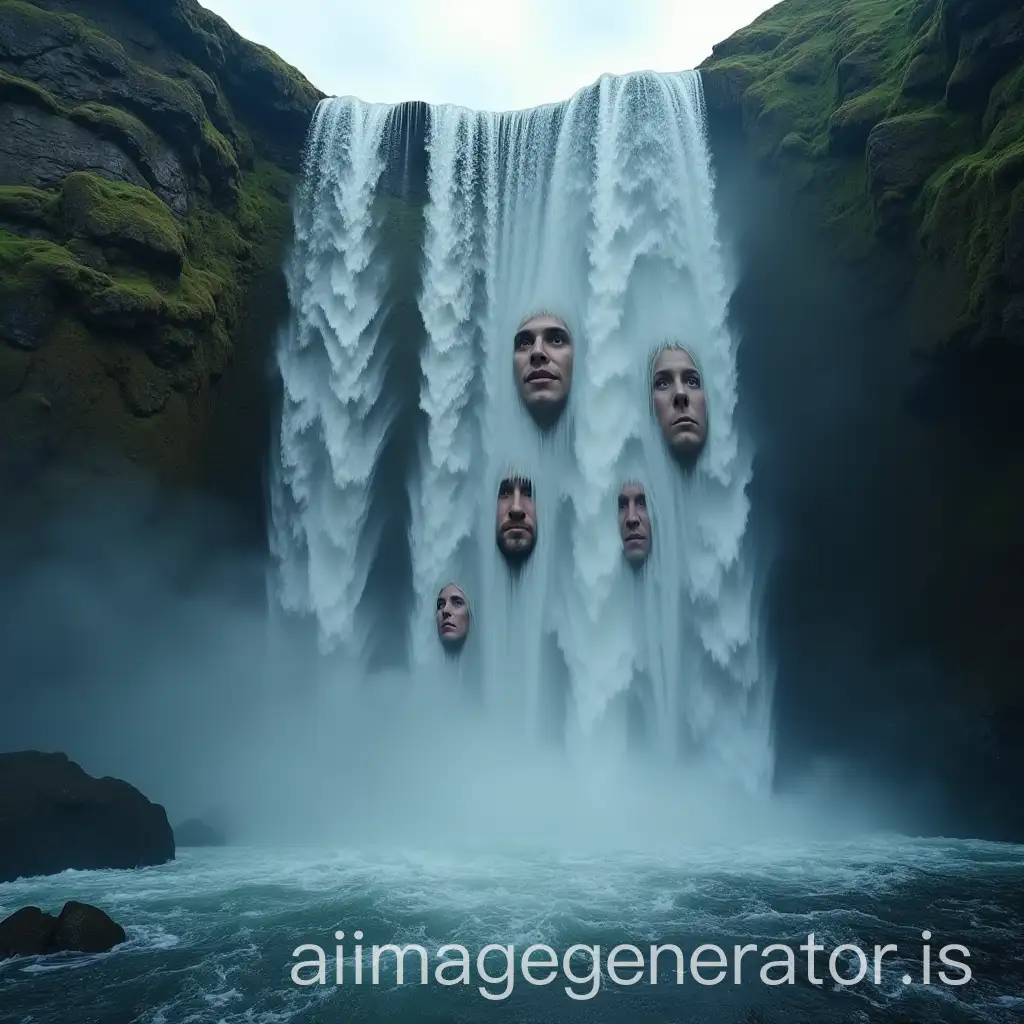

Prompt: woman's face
[651,348,707,462]
[435,584,470,646]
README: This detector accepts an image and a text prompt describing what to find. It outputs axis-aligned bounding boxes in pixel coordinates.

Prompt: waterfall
[272,72,774,789]
[271,100,395,662]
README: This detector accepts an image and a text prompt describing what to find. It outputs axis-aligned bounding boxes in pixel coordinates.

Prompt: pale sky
[201,0,779,111]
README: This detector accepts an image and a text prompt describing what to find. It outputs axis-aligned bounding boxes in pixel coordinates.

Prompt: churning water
[3,840,1023,1024]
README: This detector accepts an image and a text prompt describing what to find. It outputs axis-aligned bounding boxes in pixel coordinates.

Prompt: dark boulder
[51,900,127,953]
[174,817,226,847]
[0,751,175,883]
[0,906,52,957]
[0,901,126,958]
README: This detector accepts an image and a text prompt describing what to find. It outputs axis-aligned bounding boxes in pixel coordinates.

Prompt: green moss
[200,118,241,198]
[0,70,61,113]
[0,186,60,230]
[984,64,1024,137]
[61,173,185,275]
[0,0,70,39]
[61,10,129,74]
[702,0,1024,303]
[236,161,292,262]
[68,103,160,163]
[919,104,1024,323]
[0,231,110,297]
[827,84,896,154]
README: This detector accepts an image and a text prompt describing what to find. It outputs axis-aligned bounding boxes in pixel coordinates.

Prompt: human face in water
[436,583,470,647]
[495,476,536,562]
[618,483,651,566]
[651,347,707,463]
[513,314,573,423]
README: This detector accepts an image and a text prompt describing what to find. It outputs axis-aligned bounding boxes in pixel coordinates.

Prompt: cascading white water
[273,72,774,789]
[271,100,394,661]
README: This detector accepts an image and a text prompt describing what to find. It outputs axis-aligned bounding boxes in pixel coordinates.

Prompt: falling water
[271,100,396,661]
[272,72,774,789]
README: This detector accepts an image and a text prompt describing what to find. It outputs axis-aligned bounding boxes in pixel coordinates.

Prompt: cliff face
[701,0,1024,835]
[0,0,321,494]
[701,0,1023,351]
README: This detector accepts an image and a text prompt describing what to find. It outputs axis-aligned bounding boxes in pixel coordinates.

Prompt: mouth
[503,522,533,536]
[672,415,697,428]
[525,369,558,383]
[441,622,458,633]
[625,533,645,544]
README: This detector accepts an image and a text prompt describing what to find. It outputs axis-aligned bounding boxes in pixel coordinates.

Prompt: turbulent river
[3,839,1024,1023]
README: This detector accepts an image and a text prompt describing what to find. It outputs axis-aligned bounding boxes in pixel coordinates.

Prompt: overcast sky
[201,0,779,111]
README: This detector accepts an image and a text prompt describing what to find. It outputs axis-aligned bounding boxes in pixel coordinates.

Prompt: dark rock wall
[0,0,321,517]
[0,750,174,882]
[701,0,1024,836]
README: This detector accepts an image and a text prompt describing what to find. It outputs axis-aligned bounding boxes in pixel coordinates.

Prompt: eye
[521,482,533,497]
[499,480,512,497]
[452,596,464,607]
[513,332,532,349]
[653,373,669,389]
[637,495,646,507]
[436,599,444,609]
[548,330,569,346]
[686,372,701,388]
[618,496,627,509]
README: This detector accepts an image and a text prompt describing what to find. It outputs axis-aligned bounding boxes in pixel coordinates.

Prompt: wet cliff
[701,0,1024,836]
[0,0,321,518]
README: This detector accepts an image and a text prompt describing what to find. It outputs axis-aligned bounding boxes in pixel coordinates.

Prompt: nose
[441,604,451,620]
[529,341,549,366]
[625,506,640,528]
[671,381,689,408]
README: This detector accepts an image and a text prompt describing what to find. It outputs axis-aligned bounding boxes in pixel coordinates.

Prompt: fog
[0,471,946,853]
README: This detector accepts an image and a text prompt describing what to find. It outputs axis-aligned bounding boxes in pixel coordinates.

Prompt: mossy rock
[827,87,896,156]
[701,0,1024,340]
[0,0,319,495]
[60,172,185,276]
[945,8,1024,111]
[0,69,60,112]
[0,232,110,297]
[0,185,59,232]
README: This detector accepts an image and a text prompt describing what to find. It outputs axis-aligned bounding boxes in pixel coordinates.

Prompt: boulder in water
[174,817,226,847]
[0,901,126,958]
[0,750,175,883]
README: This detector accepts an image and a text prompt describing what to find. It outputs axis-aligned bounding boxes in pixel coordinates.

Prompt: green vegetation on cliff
[701,0,1024,346]
[702,0,1024,722]
[0,0,322,483]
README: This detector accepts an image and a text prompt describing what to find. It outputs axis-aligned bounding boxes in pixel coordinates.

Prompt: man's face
[618,483,651,566]
[435,583,470,647]
[495,477,536,561]
[512,315,574,422]
[651,348,707,463]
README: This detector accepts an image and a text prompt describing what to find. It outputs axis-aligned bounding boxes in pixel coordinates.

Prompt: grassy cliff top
[700,0,1024,347]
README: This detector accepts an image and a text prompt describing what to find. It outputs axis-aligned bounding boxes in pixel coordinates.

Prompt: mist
[0,470,946,854]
